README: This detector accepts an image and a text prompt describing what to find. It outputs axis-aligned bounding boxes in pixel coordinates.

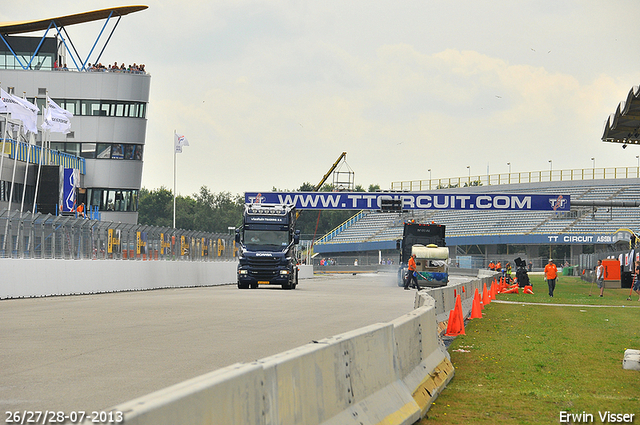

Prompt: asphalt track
[1,273,431,413]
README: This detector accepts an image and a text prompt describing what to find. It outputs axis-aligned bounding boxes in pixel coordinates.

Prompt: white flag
[0,94,7,113]
[41,106,71,134]
[0,88,38,133]
[10,93,38,134]
[174,133,189,153]
[46,96,73,118]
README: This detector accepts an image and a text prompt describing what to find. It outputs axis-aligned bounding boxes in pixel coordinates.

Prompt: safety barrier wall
[0,260,314,299]
[90,272,495,425]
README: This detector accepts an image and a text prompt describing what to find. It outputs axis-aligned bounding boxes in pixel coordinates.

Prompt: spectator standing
[544,259,558,297]
[634,260,640,301]
[596,259,605,297]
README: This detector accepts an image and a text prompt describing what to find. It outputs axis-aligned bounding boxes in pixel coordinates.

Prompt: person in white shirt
[596,259,605,297]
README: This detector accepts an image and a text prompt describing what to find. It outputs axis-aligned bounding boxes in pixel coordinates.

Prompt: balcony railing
[390,167,640,191]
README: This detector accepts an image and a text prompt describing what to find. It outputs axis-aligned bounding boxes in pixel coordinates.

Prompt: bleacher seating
[314,180,640,249]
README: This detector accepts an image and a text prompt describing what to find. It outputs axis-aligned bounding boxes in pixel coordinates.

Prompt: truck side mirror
[294,229,300,244]
[235,229,241,244]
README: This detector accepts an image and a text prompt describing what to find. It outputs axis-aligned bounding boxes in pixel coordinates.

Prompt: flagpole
[0,83,9,214]
[20,96,35,213]
[33,104,46,216]
[173,129,176,229]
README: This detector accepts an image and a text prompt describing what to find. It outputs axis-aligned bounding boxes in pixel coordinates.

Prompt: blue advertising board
[61,168,78,212]
[244,192,570,212]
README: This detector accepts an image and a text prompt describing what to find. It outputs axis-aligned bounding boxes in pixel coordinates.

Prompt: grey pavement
[1,273,416,413]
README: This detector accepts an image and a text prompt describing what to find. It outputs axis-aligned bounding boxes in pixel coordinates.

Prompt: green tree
[193,186,244,233]
[138,186,173,227]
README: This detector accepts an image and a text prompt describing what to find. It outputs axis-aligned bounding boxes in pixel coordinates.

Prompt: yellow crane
[314,151,347,191]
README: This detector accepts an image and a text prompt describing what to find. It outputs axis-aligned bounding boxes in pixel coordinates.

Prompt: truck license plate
[258,281,269,285]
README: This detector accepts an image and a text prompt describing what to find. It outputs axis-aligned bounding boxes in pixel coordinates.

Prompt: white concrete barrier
[96,274,495,425]
[391,297,453,416]
[260,323,420,425]
[623,349,640,371]
[112,363,266,425]
[0,260,314,299]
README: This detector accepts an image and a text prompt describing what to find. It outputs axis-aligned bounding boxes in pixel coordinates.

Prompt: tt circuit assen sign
[244,192,571,212]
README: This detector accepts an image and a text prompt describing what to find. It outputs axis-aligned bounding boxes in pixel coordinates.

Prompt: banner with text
[244,192,571,211]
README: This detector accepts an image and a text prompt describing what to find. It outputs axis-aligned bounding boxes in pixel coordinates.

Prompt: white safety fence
[83,271,497,425]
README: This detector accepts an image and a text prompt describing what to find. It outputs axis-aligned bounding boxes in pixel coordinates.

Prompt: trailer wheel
[238,281,249,289]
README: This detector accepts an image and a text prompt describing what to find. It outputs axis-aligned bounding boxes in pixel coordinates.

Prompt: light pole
[467,165,471,184]
[507,162,511,173]
[591,157,595,179]
[636,155,639,167]
[428,168,432,190]
[548,160,552,181]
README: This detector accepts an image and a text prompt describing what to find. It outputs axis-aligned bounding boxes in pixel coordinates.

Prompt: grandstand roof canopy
[0,6,148,35]
[602,85,640,146]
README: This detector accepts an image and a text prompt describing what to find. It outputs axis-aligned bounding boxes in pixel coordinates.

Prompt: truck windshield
[244,230,289,251]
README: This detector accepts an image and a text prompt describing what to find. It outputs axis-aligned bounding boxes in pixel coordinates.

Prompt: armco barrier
[87,272,494,425]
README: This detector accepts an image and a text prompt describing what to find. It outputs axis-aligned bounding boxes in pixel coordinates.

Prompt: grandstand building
[0,6,148,224]
[313,171,640,270]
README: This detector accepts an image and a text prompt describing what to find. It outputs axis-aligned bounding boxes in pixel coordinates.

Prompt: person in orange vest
[544,258,558,297]
[77,202,86,218]
[488,261,495,270]
[496,261,502,272]
[404,254,418,290]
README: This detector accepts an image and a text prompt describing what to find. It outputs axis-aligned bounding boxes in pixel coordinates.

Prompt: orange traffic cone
[523,285,534,295]
[455,294,465,335]
[502,286,519,294]
[445,309,458,336]
[482,282,490,306]
[470,289,482,319]
[446,295,466,336]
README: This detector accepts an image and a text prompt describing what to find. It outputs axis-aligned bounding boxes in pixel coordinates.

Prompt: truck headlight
[239,270,248,275]
[280,270,289,275]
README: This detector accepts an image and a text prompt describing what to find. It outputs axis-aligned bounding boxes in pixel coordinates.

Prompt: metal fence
[0,208,236,260]
[390,166,640,191]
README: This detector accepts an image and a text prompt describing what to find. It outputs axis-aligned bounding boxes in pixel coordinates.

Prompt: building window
[112,144,124,159]
[81,143,96,159]
[87,188,139,212]
[96,143,111,159]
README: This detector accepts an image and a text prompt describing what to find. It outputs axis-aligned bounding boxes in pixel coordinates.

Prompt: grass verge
[420,276,640,424]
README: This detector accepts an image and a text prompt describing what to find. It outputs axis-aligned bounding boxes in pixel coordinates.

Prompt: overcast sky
[4,1,640,196]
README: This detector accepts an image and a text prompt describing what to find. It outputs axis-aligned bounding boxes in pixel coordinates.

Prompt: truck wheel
[238,281,249,289]
[251,283,258,289]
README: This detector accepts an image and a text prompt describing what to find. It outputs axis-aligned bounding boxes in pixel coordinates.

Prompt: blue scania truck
[235,203,300,289]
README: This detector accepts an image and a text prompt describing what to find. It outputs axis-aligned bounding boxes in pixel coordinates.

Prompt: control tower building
[0,6,149,223]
